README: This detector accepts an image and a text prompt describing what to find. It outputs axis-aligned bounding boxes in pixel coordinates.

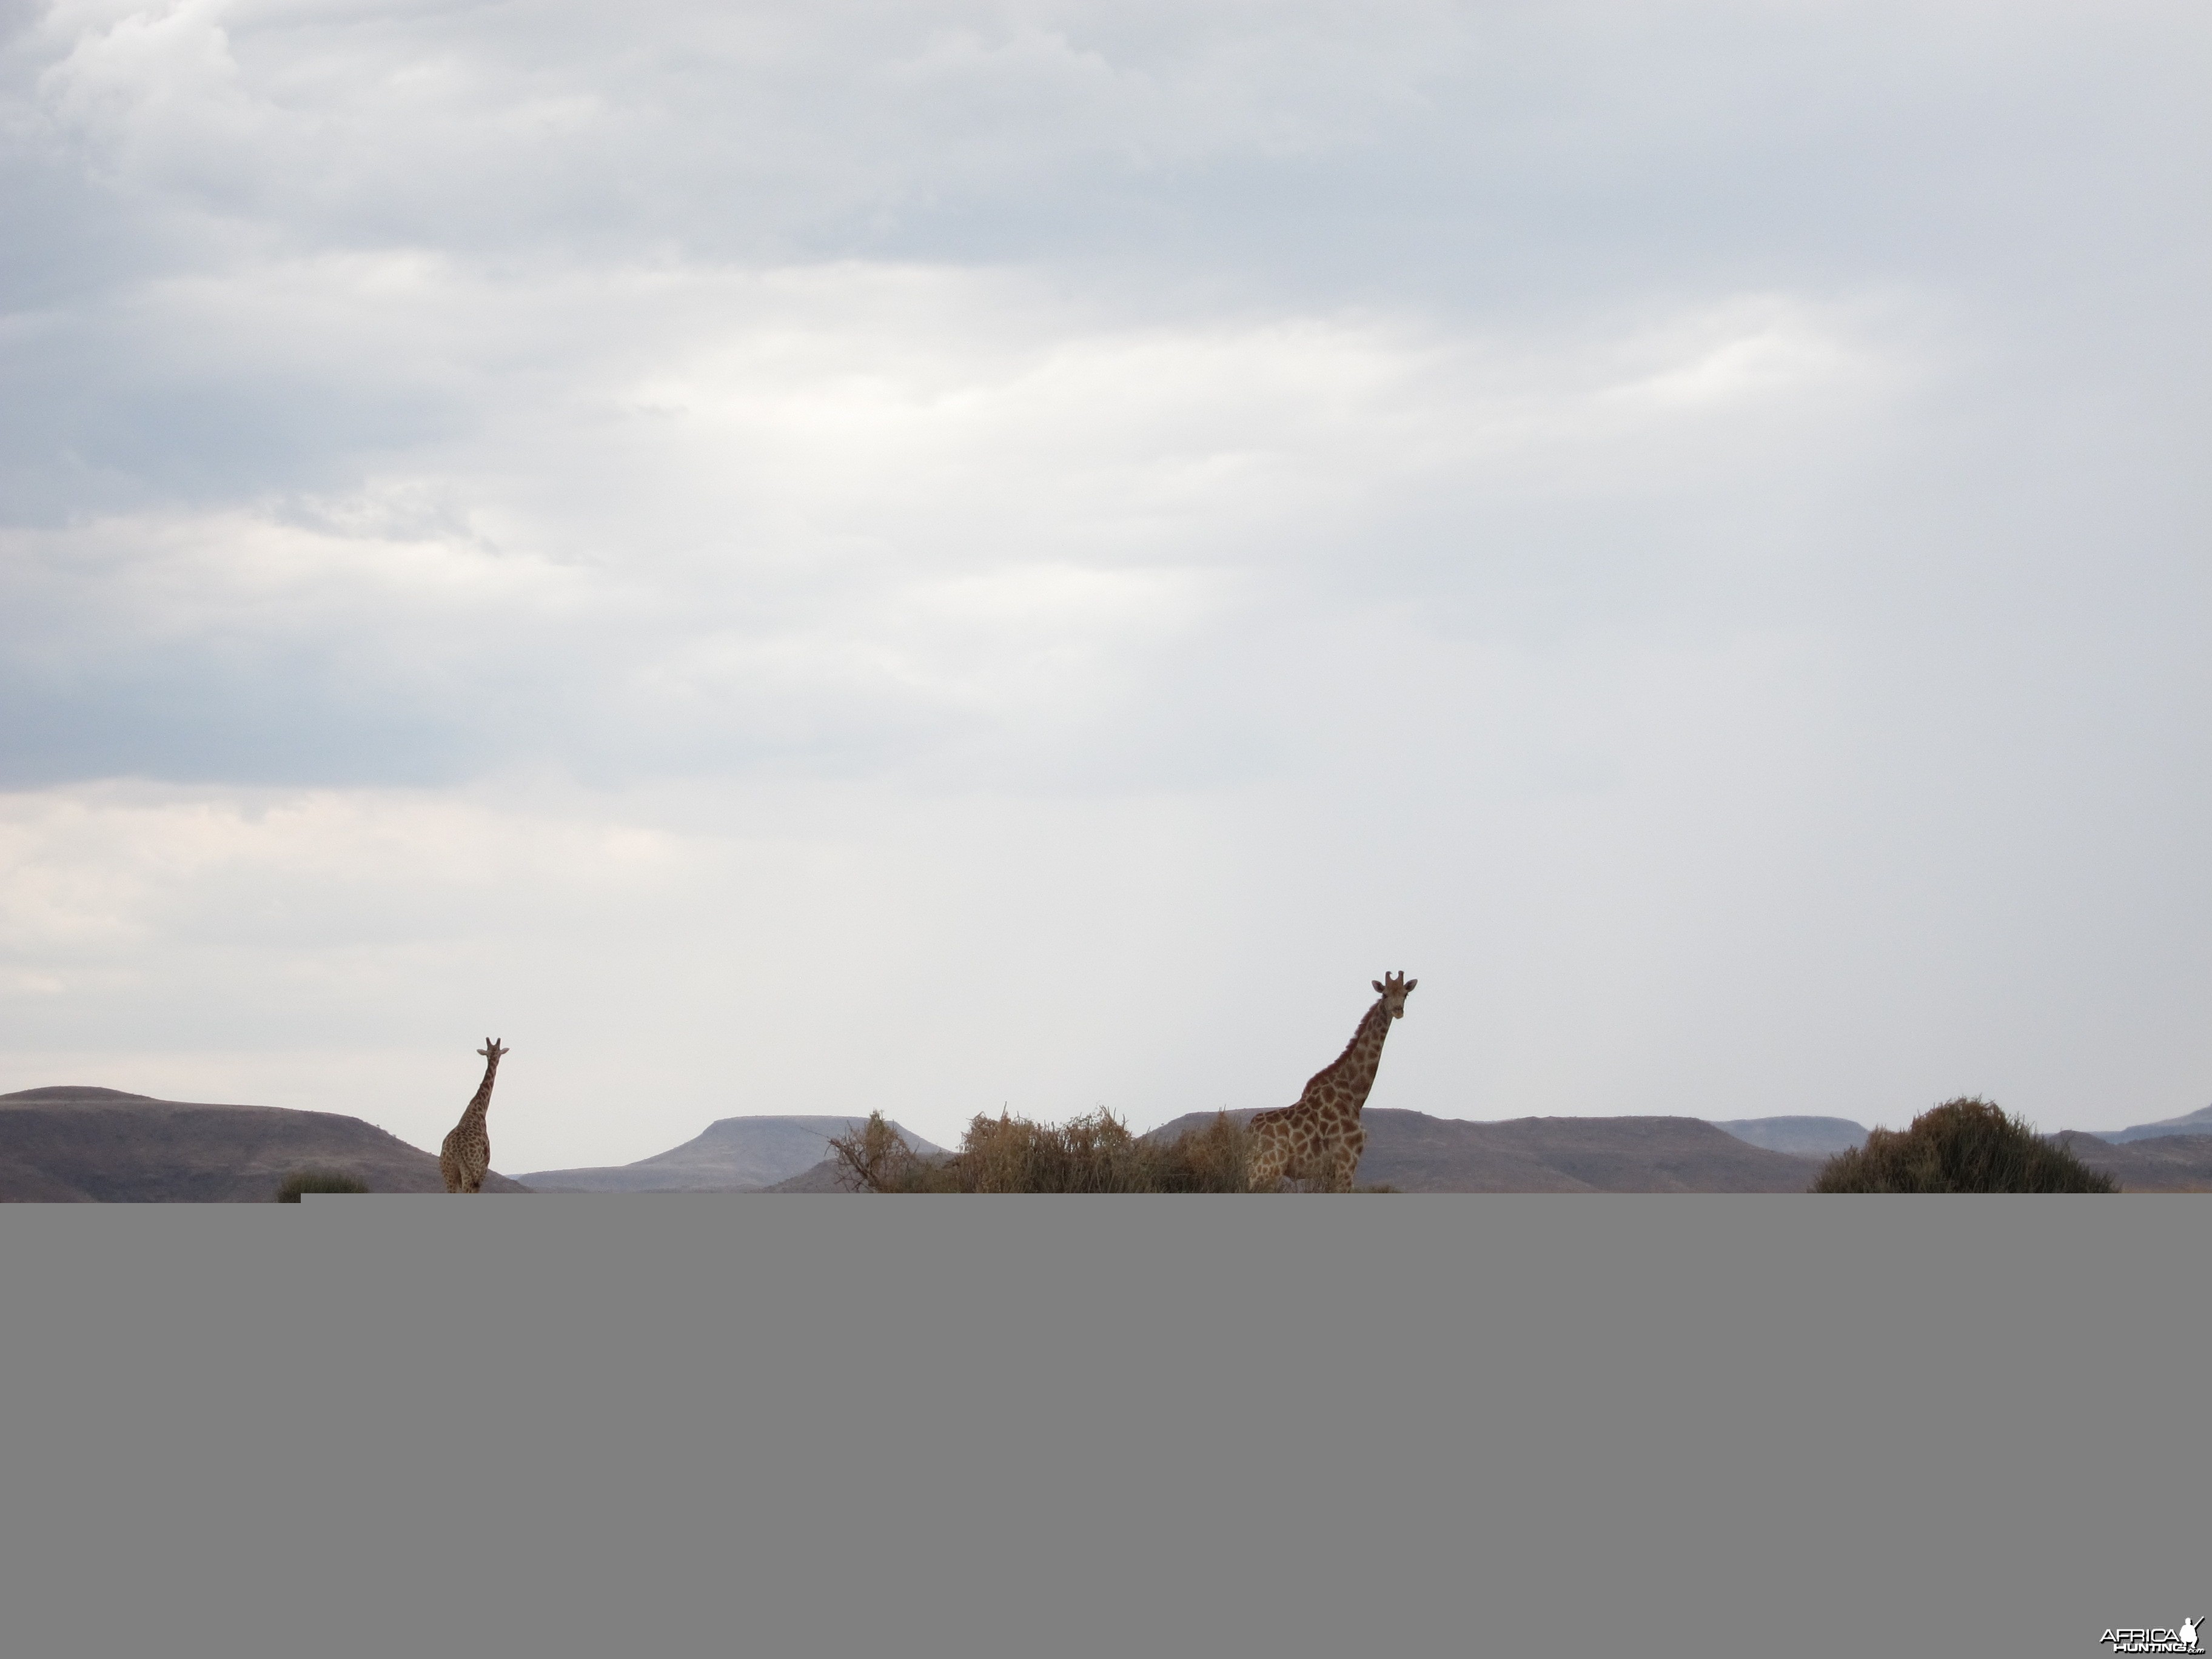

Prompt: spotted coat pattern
[440,1039,508,1194]
[1247,974,1415,1192]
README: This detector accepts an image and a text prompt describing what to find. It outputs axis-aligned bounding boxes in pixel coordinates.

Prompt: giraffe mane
[1320,994,1391,1070]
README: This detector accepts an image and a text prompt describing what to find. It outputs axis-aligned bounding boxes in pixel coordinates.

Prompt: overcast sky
[2,0,2205,1169]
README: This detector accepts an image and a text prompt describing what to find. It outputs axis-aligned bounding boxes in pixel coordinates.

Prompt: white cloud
[1,255,1910,793]
[18,0,1473,263]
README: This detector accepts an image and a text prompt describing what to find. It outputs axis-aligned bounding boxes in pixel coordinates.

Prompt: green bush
[276,1168,371,1201]
[1812,1098,2117,1192]
[828,1108,1270,1193]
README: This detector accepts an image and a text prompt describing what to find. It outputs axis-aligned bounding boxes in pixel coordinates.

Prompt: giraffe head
[478,1037,509,1063]
[1371,973,1417,1019]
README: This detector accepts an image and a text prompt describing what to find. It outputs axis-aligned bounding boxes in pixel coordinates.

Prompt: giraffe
[439,1039,508,1194]
[1246,974,1416,1193]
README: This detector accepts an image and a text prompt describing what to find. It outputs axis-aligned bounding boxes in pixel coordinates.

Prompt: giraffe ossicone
[440,1037,508,1194]
[1246,973,1416,1193]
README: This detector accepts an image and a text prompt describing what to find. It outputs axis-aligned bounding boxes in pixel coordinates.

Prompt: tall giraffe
[1247,974,1416,1192]
[440,1039,508,1194]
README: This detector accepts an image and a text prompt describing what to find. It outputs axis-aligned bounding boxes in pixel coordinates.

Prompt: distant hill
[2094,1104,2212,1144]
[517,1116,947,1193]
[2048,1131,2212,1191]
[1711,1116,1870,1157]
[1139,1107,1827,1191]
[763,1157,860,1192]
[0,1086,529,1201]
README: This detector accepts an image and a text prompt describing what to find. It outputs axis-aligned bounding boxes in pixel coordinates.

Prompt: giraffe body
[1247,974,1415,1192]
[440,1039,508,1194]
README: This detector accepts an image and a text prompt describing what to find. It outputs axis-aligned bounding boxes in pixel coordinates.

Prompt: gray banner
[0,1195,2199,1658]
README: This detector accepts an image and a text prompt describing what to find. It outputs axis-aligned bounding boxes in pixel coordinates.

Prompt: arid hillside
[518,1115,947,1192]
[0,1087,530,1201]
[2049,1131,2212,1191]
[2094,1104,2212,1144]
[1344,1110,1830,1191]
[1711,1115,1869,1156]
[1309,1108,1830,1191]
[13,1085,2197,1199]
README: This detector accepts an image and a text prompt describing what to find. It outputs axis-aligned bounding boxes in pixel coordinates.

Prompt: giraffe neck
[460,1056,501,1129]
[1313,997,1392,1110]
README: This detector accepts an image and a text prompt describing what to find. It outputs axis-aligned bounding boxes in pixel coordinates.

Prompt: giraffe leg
[1334,1126,1367,1192]
[1247,1142,1287,1193]
[1330,1146,1359,1192]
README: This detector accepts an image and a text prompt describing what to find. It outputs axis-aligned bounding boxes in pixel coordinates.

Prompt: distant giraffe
[440,1039,508,1194]
[1247,974,1416,1193]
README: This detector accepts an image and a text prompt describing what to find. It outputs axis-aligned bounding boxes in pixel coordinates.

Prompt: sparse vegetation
[827,1107,1392,1192]
[276,1167,371,1201]
[1811,1098,2117,1193]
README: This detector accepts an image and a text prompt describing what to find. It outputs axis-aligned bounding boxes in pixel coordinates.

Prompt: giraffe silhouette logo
[2100,1620,2204,1654]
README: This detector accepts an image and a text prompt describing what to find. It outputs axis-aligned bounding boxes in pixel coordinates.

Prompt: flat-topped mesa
[439,1039,508,1195]
[0,1086,160,1104]
[1247,973,1416,1193]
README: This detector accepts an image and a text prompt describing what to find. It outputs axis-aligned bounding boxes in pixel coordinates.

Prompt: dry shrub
[1812,1097,2117,1193]
[824,1113,928,1192]
[1152,1111,1254,1193]
[830,1108,1262,1193]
